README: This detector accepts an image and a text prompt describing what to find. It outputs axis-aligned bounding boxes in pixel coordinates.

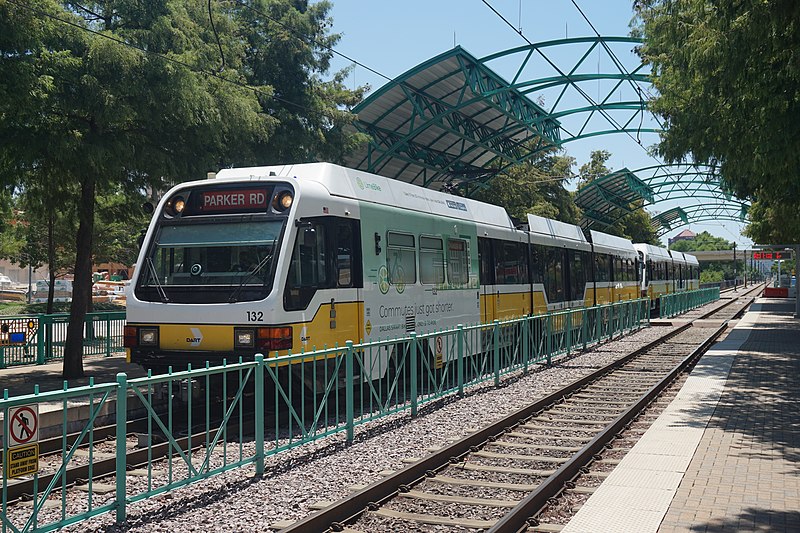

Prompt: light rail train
[124,162,698,376]
[634,243,700,312]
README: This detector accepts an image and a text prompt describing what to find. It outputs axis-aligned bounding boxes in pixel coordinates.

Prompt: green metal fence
[659,287,720,318]
[1,299,649,532]
[0,312,126,369]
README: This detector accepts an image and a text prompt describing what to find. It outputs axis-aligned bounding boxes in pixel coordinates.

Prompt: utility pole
[733,242,737,290]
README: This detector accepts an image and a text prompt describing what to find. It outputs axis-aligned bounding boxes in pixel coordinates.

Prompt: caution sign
[6,443,39,479]
[7,404,39,447]
[434,336,444,369]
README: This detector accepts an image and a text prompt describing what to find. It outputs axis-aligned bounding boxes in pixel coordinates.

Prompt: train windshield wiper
[146,257,170,303]
[228,242,275,303]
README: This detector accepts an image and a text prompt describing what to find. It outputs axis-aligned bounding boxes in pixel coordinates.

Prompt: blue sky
[325,0,752,248]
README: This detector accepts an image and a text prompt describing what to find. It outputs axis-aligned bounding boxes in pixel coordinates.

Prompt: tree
[669,231,732,252]
[0,0,365,378]
[636,0,800,241]
[471,146,581,224]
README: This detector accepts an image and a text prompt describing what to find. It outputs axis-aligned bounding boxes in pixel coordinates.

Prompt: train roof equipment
[669,250,689,265]
[634,243,673,263]
[214,162,516,230]
[588,230,639,260]
[683,252,700,267]
[526,214,591,252]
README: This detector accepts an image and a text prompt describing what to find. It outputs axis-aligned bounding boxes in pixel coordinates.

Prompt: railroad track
[281,288,760,532]
[2,286,762,516]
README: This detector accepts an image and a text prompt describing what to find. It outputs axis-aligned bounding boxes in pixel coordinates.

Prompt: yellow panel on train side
[291,301,363,354]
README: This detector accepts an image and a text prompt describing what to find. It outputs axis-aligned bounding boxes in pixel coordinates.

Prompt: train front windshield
[137,220,284,303]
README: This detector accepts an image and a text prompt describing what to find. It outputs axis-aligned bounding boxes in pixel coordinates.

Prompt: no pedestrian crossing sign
[4,404,40,479]
[7,404,39,446]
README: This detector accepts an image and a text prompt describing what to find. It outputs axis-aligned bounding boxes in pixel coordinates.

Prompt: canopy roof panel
[345,47,561,191]
[575,168,653,228]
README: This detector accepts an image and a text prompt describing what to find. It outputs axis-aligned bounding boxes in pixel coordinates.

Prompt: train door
[493,240,530,319]
[283,217,363,352]
[478,237,495,323]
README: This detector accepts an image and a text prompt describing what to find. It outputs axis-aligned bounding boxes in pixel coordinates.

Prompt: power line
[568,0,665,132]
[481,0,654,154]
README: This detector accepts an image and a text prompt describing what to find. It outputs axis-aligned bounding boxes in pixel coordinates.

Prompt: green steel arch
[576,163,750,233]
[345,36,748,230]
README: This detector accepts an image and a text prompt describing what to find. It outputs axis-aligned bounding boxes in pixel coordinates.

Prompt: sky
[323,0,753,249]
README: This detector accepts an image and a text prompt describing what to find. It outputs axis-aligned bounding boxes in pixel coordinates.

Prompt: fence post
[493,320,500,387]
[409,334,418,417]
[345,341,354,443]
[522,318,529,374]
[105,314,112,357]
[0,346,5,369]
[456,326,464,395]
[36,314,46,365]
[254,354,264,476]
[566,311,573,355]
[115,372,128,524]
[546,314,552,365]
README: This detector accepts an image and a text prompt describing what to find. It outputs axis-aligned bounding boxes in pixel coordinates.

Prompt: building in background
[668,229,696,246]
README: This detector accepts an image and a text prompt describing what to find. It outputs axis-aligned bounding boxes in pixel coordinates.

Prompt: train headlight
[165,195,186,217]
[272,191,293,212]
[139,327,159,347]
[234,327,255,349]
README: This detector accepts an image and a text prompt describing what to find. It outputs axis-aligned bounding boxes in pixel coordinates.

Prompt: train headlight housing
[272,191,293,212]
[165,195,186,217]
[139,327,159,347]
[234,327,255,349]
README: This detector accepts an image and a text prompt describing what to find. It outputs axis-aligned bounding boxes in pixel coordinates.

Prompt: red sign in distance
[753,252,789,260]
[199,189,268,212]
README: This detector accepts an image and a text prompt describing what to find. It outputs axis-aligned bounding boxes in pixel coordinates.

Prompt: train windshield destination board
[184,186,274,215]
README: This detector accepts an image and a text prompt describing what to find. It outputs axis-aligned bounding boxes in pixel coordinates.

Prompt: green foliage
[700,269,724,284]
[472,147,580,224]
[637,0,800,241]
[669,231,732,252]
[0,0,367,377]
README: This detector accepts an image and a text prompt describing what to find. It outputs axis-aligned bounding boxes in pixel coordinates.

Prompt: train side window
[419,236,445,284]
[447,238,469,285]
[284,221,330,310]
[529,244,544,283]
[387,231,416,284]
[595,253,611,282]
[335,220,360,288]
[568,249,586,301]
[544,246,565,303]
[584,251,594,282]
[495,240,526,284]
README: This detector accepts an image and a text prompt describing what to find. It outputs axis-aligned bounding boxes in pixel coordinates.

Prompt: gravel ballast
[53,325,675,532]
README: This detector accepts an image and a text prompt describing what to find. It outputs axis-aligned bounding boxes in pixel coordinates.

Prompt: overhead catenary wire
[481,0,655,154]
[569,0,666,132]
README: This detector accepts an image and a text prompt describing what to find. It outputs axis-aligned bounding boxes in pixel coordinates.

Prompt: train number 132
[246,311,264,322]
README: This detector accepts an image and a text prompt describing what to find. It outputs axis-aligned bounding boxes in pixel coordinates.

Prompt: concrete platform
[0,355,148,440]
[562,298,800,532]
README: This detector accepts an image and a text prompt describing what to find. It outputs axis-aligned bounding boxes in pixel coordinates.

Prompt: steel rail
[488,321,728,532]
[280,324,692,533]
